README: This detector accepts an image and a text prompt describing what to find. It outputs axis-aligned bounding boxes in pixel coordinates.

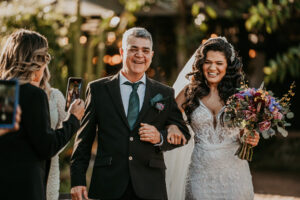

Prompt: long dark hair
[183,37,244,123]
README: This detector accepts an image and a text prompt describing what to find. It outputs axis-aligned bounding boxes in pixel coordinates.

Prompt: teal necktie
[124,81,142,130]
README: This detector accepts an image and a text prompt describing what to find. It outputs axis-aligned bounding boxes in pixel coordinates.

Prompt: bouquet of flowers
[223,82,295,161]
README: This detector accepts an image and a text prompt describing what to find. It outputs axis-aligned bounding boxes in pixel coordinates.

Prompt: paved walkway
[252,170,300,200]
[59,170,300,199]
[254,194,300,200]
[59,194,300,200]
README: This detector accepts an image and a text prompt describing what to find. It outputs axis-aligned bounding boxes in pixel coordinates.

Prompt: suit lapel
[106,73,130,129]
[133,77,155,130]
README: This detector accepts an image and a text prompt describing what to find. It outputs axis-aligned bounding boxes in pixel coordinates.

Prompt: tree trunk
[173,0,188,84]
[96,30,105,78]
[176,0,187,71]
[73,0,83,77]
[86,37,95,83]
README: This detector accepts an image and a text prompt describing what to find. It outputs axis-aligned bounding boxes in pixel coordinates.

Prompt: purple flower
[240,89,255,97]
[235,93,245,99]
[268,97,281,112]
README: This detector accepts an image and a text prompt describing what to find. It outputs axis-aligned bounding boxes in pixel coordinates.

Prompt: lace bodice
[190,100,239,146]
[185,100,254,200]
[47,88,67,200]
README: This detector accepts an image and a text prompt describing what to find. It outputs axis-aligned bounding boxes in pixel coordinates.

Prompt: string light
[194,13,205,26]
[249,49,256,58]
[109,16,120,28]
[92,57,98,65]
[107,32,116,44]
[249,34,258,44]
[103,55,111,64]
[79,36,87,44]
[111,54,122,65]
[58,37,69,47]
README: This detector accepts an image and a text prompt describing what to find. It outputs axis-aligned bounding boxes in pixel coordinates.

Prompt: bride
[165,37,260,200]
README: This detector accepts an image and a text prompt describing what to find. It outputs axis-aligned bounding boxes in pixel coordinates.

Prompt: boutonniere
[150,93,166,112]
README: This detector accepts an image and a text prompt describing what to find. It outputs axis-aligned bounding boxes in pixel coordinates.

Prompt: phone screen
[0,80,19,128]
[65,77,82,111]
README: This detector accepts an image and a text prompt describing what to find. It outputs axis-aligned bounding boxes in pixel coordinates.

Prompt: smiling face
[203,50,227,87]
[120,36,154,82]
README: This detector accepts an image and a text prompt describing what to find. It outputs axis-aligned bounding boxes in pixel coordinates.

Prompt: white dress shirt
[119,72,163,145]
[119,72,146,116]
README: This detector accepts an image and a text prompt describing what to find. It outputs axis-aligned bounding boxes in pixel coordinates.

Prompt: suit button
[129,137,134,141]
[129,156,133,161]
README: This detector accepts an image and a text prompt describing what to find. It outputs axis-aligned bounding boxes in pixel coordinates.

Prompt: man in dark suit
[70,27,190,200]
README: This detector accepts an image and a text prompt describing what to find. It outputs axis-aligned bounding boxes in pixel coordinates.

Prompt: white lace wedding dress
[184,100,254,200]
[46,88,67,200]
[165,40,253,200]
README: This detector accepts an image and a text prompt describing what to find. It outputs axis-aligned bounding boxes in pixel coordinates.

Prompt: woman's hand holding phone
[68,99,84,121]
[0,105,21,136]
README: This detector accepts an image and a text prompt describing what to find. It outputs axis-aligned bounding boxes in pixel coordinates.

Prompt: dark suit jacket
[70,74,190,199]
[0,83,80,200]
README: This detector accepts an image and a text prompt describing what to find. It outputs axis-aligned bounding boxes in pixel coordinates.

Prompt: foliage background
[0,0,299,194]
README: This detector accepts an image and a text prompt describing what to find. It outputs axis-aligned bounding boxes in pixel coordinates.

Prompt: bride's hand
[245,130,260,147]
[167,124,187,145]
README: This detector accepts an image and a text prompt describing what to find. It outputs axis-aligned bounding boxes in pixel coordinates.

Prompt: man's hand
[167,124,187,145]
[139,123,161,144]
[69,99,85,121]
[245,130,260,147]
[0,105,21,137]
[71,186,88,200]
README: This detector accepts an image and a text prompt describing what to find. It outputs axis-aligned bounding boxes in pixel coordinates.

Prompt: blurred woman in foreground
[0,29,84,200]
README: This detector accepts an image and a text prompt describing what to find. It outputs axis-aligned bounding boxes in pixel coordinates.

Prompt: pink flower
[244,110,256,121]
[248,105,256,112]
[273,111,283,120]
[266,96,272,106]
[250,88,256,95]
[259,121,271,132]
[235,93,244,99]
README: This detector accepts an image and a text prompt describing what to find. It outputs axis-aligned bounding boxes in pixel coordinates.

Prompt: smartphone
[65,77,83,111]
[0,79,19,128]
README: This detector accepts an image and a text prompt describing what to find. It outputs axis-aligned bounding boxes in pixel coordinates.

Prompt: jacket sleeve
[24,88,80,159]
[158,88,190,151]
[70,84,97,187]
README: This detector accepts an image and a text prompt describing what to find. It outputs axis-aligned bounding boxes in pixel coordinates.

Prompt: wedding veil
[164,52,196,200]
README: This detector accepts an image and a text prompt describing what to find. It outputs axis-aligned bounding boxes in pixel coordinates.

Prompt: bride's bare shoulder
[175,85,189,112]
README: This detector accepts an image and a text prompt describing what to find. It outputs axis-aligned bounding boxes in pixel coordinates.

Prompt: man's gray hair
[122,27,153,50]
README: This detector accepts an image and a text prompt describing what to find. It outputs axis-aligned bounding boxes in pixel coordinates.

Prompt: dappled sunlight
[255,194,300,200]
[0,0,299,197]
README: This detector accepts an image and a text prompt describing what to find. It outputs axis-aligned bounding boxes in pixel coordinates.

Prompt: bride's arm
[175,86,187,112]
[167,87,188,145]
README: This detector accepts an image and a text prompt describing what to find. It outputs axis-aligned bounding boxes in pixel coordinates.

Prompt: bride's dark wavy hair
[182,37,245,123]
